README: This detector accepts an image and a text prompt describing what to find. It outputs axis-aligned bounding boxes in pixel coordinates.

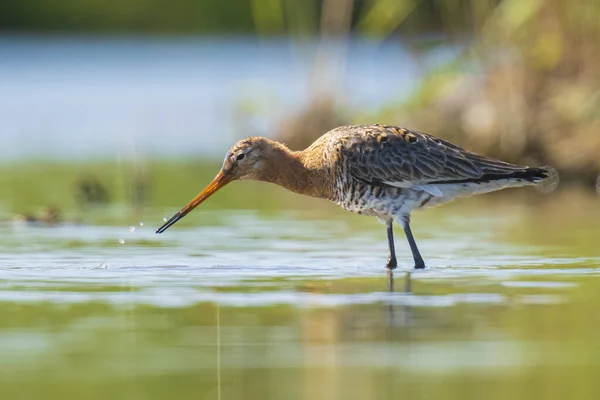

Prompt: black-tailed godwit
[157,124,555,269]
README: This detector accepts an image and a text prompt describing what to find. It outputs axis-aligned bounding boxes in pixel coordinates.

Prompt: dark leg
[401,216,426,269]
[385,221,397,270]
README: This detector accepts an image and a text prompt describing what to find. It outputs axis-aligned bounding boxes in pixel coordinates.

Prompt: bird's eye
[236,153,245,161]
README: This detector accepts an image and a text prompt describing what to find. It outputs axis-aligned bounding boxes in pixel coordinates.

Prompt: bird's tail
[473,165,558,193]
[517,166,551,182]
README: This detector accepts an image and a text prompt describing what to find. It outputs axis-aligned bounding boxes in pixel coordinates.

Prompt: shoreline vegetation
[0,161,596,226]
[272,0,600,189]
[1,0,598,189]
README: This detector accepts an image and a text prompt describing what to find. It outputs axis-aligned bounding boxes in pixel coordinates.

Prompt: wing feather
[341,125,533,188]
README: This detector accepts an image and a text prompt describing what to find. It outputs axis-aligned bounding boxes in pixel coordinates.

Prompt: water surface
[0,181,598,399]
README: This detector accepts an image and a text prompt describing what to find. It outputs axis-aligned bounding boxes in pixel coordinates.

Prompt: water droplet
[118,239,125,244]
[129,226,136,233]
[139,222,144,226]
[162,217,168,223]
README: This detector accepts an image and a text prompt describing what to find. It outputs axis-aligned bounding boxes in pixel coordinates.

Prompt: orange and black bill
[156,171,232,233]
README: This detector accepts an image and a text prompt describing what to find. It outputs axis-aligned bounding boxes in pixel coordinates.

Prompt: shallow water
[0,184,599,399]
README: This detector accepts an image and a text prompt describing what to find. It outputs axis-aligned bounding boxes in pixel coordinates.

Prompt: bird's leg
[385,221,397,270]
[400,216,426,269]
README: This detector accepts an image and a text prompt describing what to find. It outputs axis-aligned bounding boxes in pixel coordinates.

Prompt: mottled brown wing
[343,125,527,187]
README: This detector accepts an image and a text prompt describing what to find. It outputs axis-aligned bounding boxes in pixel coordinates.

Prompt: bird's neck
[260,142,333,200]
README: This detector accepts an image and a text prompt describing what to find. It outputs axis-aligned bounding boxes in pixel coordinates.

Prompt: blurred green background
[0,0,508,35]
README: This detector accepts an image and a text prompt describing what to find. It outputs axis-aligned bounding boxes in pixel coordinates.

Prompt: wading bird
[157,125,554,269]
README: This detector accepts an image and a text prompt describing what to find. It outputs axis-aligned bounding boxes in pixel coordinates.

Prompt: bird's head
[156,137,279,233]
[220,137,275,181]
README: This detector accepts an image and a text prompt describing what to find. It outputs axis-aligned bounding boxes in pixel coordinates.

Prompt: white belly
[335,185,429,219]
[415,178,535,208]
[335,178,535,219]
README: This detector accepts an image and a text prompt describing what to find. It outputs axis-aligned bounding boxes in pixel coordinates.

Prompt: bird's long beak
[156,170,232,233]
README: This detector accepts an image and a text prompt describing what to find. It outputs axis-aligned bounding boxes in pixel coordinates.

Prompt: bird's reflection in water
[386,270,412,293]
[386,270,412,330]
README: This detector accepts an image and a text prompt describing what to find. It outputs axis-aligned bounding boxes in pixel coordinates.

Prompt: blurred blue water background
[0,36,456,161]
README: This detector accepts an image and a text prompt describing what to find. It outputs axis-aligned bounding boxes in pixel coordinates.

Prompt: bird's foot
[386,256,397,270]
[414,260,426,270]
